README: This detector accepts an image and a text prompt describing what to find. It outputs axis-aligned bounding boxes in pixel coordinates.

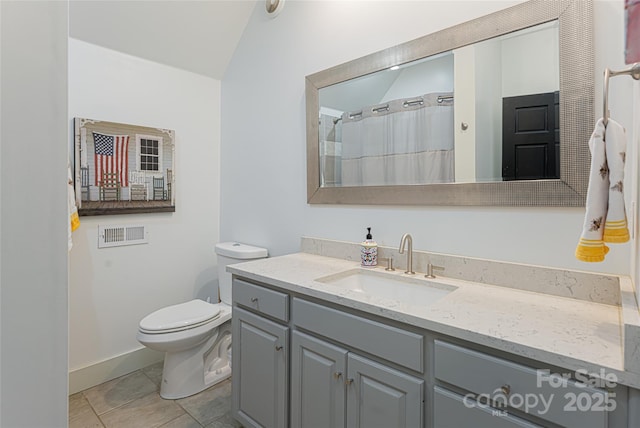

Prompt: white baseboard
[69,347,163,395]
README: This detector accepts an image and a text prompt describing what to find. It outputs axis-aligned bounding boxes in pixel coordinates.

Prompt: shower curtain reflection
[319,114,343,187]
[321,93,454,187]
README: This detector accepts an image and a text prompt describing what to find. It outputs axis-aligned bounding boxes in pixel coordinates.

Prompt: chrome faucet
[398,233,415,275]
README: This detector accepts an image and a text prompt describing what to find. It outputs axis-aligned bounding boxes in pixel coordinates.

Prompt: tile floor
[69,362,241,428]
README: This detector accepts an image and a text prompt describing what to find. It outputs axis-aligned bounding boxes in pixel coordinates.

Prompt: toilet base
[160,321,232,399]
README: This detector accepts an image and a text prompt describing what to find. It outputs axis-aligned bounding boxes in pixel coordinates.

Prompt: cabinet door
[291,330,348,428]
[232,307,288,428]
[346,353,423,428]
[434,387,543,428]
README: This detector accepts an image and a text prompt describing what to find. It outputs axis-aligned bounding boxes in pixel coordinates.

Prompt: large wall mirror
[306,0,593,206]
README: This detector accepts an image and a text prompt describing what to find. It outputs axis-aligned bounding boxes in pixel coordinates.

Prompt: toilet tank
[215,242,268,305]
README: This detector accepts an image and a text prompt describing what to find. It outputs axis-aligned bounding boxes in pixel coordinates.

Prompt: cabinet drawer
[434,386,542,428]
[434,341,608,428]
[293,298,423,372]
[233,279,289,322]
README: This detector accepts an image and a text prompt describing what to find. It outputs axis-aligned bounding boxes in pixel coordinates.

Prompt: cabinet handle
[250,297,258,302]
[500,384,511,396]
[345,378,354,386]
[333,372,342,380]
[275,345,283,351]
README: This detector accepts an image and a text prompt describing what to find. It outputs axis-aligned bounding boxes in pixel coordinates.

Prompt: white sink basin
[315,268,456,305]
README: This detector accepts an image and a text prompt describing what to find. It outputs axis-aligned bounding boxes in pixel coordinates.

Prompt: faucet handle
[378,257,396,271]
[425,263,444,279]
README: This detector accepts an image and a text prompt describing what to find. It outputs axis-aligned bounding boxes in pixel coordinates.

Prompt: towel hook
[603,62,640,126]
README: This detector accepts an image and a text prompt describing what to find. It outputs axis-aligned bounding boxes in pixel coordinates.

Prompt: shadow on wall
[195,266,219,303]
[69,222,102,353]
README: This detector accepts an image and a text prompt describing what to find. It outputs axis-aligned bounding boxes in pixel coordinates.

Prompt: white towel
[603,118,630,243]
[576,118,628,262]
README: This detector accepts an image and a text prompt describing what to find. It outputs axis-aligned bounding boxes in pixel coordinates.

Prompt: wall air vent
[98,224,148,248]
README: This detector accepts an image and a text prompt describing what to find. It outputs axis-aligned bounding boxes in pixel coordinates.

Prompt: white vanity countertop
[228,252,640,388]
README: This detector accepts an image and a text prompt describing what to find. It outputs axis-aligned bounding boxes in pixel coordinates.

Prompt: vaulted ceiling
[69,1,257,80]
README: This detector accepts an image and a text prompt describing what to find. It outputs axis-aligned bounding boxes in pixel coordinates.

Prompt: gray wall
[1,1,69,425]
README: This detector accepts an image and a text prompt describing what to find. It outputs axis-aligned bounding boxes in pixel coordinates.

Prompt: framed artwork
[627,0,640,64]
[74,118,176,216]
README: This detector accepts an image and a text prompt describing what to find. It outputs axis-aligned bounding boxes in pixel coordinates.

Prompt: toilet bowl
[136,242,268,399]
[137,300,232,399]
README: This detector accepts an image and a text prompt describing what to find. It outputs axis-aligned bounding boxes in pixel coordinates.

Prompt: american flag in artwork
[93,132,129,187]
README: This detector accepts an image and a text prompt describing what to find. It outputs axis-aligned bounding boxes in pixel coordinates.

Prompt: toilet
[137,242,268,399]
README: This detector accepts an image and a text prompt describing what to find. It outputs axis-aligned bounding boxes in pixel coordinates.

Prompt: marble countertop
[228,251,640,389]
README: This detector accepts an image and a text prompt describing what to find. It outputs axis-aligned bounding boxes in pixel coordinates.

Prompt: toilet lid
[139,300,221,333]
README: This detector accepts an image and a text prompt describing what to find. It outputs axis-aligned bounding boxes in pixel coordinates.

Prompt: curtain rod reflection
[332,94,454,124]
[403,98,424,108]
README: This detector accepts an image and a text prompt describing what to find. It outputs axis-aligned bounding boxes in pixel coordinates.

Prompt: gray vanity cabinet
[291,298,424,428]
[434,340,610,428]
[433,387,542,428]
[291,330,347,428]
[346,353,423,427]
[232,282,289,428]
[291,330,424,428]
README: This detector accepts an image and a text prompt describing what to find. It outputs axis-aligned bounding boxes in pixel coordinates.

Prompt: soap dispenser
[361,227,378,267]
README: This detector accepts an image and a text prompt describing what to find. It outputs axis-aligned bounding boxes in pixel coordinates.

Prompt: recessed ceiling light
[390,65,400,71]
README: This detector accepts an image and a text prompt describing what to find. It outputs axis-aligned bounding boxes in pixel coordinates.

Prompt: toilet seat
[139,300,221,334]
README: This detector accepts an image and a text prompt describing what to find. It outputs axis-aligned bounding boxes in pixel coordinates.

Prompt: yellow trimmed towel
[68,165,80,251]
[576,118,628,262]
[576,119,609,262]
[603,118,629,243]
